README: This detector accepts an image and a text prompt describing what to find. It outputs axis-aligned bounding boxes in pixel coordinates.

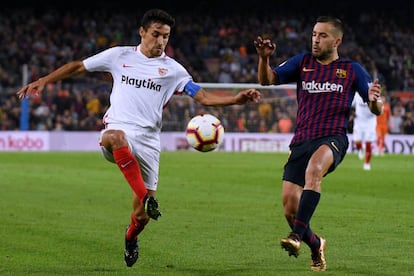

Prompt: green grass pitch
[1,151,413,275]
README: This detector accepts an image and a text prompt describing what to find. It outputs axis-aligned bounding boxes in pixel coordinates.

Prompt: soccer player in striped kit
[17,9,261,268]
[254,16,383,271]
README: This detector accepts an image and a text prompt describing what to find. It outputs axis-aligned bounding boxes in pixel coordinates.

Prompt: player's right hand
[17,78,45,100]
[254,36,276,58]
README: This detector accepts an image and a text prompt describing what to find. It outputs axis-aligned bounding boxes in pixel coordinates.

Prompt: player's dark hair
[141,9,175,29]
[316,15,344,34]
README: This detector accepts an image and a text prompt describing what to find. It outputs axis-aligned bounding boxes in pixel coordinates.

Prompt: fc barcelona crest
[336,69,347,78]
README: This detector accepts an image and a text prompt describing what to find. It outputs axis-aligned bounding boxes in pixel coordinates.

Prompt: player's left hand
[368,79,381,102]
[367,79,384,115]
[236,89,261,104]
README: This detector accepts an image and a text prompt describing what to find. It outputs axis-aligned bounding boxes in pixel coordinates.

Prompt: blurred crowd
[1,7,414,133]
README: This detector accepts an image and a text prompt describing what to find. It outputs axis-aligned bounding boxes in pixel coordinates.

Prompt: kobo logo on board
[0,134,46,151]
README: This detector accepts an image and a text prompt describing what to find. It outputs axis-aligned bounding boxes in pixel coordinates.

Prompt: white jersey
[352,93,377,142]
[83,45,193,133]
[89,45,194,191]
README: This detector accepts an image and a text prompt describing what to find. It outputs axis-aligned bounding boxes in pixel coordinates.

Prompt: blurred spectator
[278,112,293,133]
[389,102,405,134]
[402,112,414,134]
[245,110,260,132]
[236,112,247,132]
[376,95,391,155]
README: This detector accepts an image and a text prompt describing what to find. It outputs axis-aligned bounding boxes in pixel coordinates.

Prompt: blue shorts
[282,135,349,187]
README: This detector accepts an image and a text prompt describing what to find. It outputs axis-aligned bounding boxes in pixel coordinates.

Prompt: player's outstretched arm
[17,61,87,100]
[193,88,261,106]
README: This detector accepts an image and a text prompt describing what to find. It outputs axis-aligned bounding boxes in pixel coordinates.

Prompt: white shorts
[99,126,161,191]
[353,124,376,143]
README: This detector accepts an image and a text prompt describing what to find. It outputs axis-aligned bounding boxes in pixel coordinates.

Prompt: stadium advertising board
[1,131,414,154]
[0,131,49,151]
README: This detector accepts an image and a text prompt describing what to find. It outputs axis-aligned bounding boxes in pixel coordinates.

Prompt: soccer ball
[185,114,225,152]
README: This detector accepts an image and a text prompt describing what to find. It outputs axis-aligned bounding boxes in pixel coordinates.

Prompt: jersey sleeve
[169,61,192,91]
[274,53,305,84]
[83,46,120,72]
[352,62,372,102]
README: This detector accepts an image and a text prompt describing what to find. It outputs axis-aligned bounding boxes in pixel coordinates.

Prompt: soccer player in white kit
[352,93,377,170]
[17,9,261,267]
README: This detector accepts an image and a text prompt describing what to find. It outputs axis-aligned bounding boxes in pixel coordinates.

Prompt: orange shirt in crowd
[376,100,391,137]
[278,116,293,133]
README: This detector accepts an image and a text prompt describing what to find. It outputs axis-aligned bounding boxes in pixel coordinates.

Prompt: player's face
[139,22,171,58]
[311,22,341,62]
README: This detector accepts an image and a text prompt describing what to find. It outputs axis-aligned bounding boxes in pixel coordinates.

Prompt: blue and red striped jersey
[274,53,372,145]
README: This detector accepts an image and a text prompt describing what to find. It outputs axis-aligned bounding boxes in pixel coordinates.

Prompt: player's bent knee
[99,129,133,163]
[100,129,130,147]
